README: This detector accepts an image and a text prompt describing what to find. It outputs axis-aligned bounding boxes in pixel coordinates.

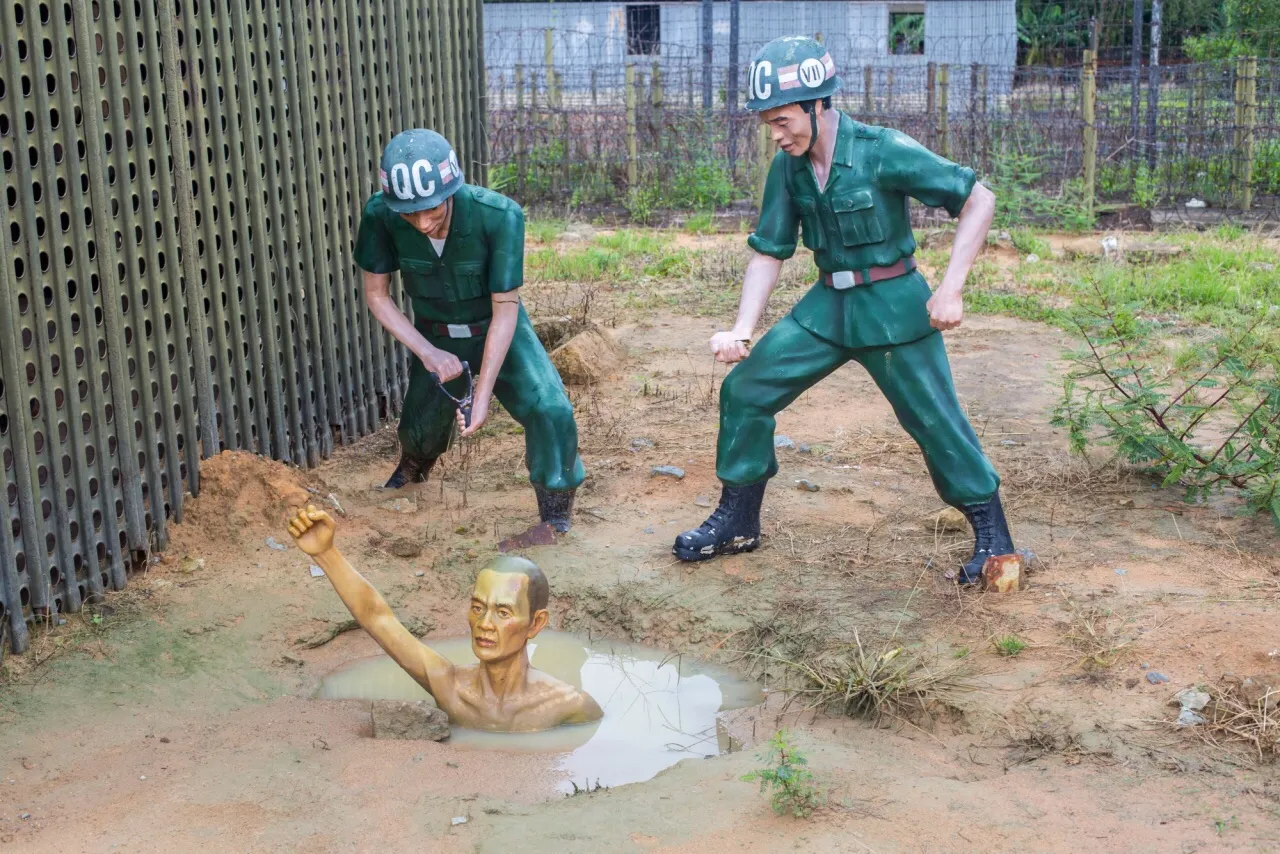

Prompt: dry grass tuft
[1054,596,1137,671]
[1193,675,1280,765]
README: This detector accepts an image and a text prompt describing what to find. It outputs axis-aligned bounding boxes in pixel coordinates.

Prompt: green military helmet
[378,129,465,214]
[745,36,841,112]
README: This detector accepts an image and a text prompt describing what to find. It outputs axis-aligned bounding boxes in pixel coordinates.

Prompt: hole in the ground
[315,631,761,792]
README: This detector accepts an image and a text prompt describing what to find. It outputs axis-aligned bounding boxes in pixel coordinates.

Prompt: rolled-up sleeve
[486,204,525,294]
[876,130,976,219]
[353,195,399,273]
[747,152,799,260]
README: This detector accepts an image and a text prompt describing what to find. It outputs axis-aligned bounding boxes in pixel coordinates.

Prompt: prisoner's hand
[709,331,750,364]
[288,505,336,556]
[418,345,464,383]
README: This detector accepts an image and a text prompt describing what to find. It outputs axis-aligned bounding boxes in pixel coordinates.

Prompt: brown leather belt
[822,256,916,288]
[420,318,490,339]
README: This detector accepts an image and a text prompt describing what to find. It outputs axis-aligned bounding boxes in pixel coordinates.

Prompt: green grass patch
[995,635,1028,657]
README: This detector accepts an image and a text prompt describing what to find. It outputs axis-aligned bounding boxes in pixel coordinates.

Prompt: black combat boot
[534,485,577,533]
[383,454,437,489]
[672,481,767,562]
[956,491,1016,584]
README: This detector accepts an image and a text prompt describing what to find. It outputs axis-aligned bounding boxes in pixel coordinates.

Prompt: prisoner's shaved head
[478,554,549,613]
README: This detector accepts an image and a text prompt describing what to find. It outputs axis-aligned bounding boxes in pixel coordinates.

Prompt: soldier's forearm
[939,183,995,293]
[366,292,433,360]
[475,297,519,399]
[732,253,783,337]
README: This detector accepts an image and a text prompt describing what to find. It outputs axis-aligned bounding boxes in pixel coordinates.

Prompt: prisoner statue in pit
[288,505,603,732]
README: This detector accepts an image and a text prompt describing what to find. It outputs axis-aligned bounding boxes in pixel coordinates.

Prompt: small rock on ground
[795,479,820,492]
[388,537,422,559]
[371,700,450,741]
[694,495,713,507]
[1145,672,1170,685]
[652,465,685,479]
[773,435,796,450]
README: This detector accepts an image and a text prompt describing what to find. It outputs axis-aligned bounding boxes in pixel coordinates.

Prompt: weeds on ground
[744,623,973,724]
[1052,283,1280,524]
[740,730,824,818]
[1056,598,1136,670]
[1009,228,1051,258]
[994,635,1028,657]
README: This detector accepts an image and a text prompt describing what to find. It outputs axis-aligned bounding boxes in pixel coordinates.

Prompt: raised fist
[287,505,336,557]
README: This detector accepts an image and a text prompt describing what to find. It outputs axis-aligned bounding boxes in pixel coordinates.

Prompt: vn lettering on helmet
[750,60,773,102]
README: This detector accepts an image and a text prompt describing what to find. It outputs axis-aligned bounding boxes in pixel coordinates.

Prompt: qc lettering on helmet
[389,163,413,199]
[750,60,773,102]
[411,159,436,198]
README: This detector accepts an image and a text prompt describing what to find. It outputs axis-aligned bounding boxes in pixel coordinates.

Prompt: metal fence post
[1130,0,1143,154]
[515,64,526,194]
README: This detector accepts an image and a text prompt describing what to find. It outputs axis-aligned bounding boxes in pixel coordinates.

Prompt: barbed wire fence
[482,1,1280,227]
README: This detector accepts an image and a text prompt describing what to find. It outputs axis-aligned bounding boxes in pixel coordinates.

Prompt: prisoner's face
[399,198,451,238]
[468,570,547,663]
[760,103,815,156]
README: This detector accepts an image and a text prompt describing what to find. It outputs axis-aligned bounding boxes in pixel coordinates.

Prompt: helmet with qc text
[378,129,464,214]
[744,36,841,112]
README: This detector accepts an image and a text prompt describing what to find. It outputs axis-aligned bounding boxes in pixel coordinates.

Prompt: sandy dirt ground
[2,236,1279,853]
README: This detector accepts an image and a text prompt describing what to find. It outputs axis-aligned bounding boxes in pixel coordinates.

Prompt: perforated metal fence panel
[0,0,488,655]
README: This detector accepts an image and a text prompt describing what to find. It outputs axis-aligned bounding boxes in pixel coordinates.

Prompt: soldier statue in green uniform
[354,129,585,531]
[673,36,1016,583]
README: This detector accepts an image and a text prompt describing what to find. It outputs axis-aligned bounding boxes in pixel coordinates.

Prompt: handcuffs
[430,360,474,429]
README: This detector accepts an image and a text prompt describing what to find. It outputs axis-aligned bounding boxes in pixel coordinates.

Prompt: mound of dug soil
[171,451,315,549]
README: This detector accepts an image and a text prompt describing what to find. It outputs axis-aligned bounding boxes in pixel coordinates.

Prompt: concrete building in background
[483,1,1018,101]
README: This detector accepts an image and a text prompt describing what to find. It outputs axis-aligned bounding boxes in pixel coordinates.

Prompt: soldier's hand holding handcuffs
[418,345,464,382]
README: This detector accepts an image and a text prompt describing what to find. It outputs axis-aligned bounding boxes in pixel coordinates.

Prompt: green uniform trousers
[399,305,585,492]
[717,314,999,507]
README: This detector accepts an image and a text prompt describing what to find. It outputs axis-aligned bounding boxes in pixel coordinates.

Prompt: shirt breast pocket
[832,190,885,247]
[793,194,824,252]
[399,257,445,299]
[449,261,486,301]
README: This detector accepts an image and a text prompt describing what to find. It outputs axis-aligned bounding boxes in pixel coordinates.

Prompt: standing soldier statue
[355,129,585,532]
[673,37,1016,583]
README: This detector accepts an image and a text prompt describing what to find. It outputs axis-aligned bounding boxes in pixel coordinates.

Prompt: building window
[627,4,660,56]
[889,6,925,56]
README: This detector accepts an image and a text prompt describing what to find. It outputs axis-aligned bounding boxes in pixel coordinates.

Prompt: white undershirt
[429,236,446,256]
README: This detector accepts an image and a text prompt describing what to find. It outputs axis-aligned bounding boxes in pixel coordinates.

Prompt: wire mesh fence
[483,1,1280,223]
[0,0,486,656]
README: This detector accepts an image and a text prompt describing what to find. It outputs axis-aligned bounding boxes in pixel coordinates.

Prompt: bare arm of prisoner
[287,506,456,699]
[709,252,784,364]
[926,182,996,331]
[363,270,464,381]
[457,293,520,437]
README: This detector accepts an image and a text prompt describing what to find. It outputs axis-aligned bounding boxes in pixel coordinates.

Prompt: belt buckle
[447,323,472,339]
[830,270,856,290]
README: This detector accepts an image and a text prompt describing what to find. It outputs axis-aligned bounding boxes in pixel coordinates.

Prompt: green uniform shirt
[749,113,977,348]
[353,184,525,325]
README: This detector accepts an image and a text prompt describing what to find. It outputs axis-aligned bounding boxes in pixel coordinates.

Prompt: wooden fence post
[886,68,895,113]
[1240,56,1258,210]
[652,60,663,148]
[926,62,937,148]
[626,62,638,189]
[1082,50,1097,216]
[863,65,873,113]
[757,122,771,195]
[938,64,950,158]
[515,64,525,194]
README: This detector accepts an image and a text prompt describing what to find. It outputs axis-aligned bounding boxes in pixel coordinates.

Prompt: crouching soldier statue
[355,129,585,531]
[673,37,1017,583]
